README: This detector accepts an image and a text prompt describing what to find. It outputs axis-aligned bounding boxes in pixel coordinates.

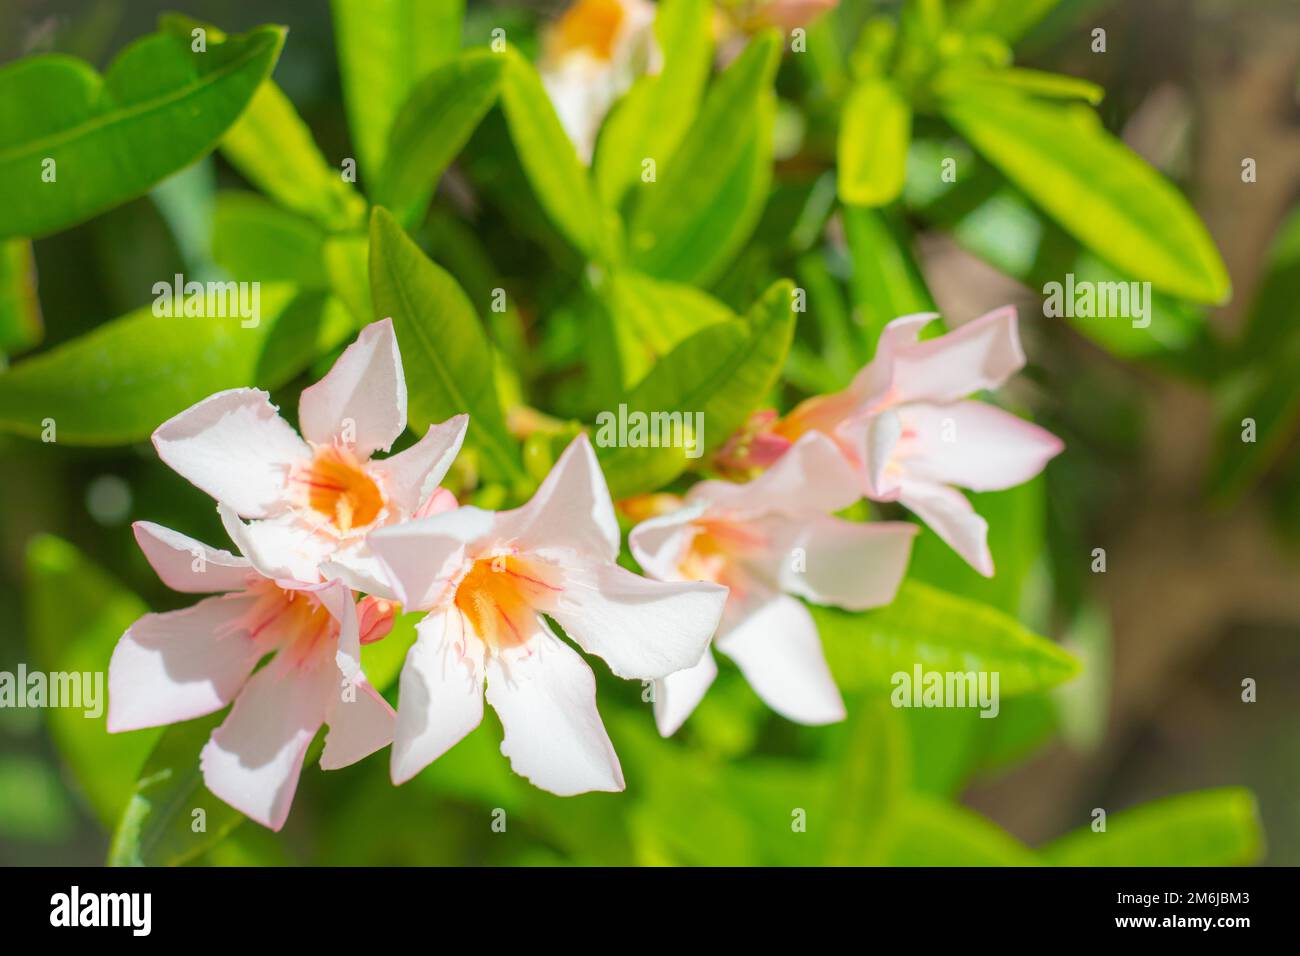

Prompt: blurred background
[1,0,1298,865]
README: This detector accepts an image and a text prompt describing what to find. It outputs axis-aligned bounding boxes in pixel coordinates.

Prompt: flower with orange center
[154,319,467,596]
[629,432,917,735]
[109,521,396,831]
[539,0,660,163]
[370,434,727,796]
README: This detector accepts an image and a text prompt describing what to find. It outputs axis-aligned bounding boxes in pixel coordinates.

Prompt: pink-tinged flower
[151,319,466,595]
[629,432,916,735]
[541,0,660,163]
[368,434,727,795]
[776,307,1064,577]
[108,522,395,830]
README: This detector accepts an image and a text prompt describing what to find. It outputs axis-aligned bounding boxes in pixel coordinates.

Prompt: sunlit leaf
[838,77,911,207]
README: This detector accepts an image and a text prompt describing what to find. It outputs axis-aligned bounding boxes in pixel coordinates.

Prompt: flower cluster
[109,306,1060,830]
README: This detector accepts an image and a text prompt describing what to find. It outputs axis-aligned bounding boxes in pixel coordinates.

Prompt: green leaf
[824,700,909,864]
[815,579,1081,696]
[935,66,1103,105]
[330,0,464,179]
[108,712,246,867]
[0,283,298,444]
[951,0,1061,43]
[0,22,284,239]
[593,0,714,210]
[597,279,797,498]
[627,31,780,282]
[1043,788,1264,866]
[602,270,734,389]
[0,238,42,355]
[24,535,159,827]
[374,49,504,226]
[212,192,327,287]
[879,795,1039,866]
[368,207,526,485]
[842,205,934,348]
[220,80,365,230]
[939,86,1230,303]
[498,46,609,262]
[838,77,911,207]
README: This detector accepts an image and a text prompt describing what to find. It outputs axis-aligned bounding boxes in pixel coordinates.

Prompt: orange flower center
[679,518,765,589]
[551,0,625,61]
[243,582,337,666]
[453,554,561,652]
[294,445,384,533]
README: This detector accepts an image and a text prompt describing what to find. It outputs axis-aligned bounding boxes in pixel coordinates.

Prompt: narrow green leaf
[879,795,1040,866]
[838,77,911,207]
[951,0,1061,43]
[815,579,1081,696]
[374,49,504,226]
[368,207,526,485]
[628,31,780,281]
[498,46,609,262]
[1043,788,1264,866]
[824,700,909,865]
[597,279,796,498]
[0,283,297,444]
[935,65,1103,105]
[593,0,713,210]
[940,86,1230,303]
[602,270,734,389]
[842,205,934,348]
[0,238,42,355]
[212,192,327,287]
[220,80,366,230]
[0,22,284,239]
[330,0,464,179]
[25,535,158,827]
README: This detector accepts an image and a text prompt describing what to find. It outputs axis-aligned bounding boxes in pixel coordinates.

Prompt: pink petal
[298,318,408,458]
[541,558,726,680]
[888,305,1025,406]
[689,431,862,517]
[152,389,309,518]
[716,594,846,725]
[368,507,496,610]
[107,593,262,733]
[494,434,620,562]
[200,652,337,831]
[653,648,717,737]
[369,414,467,515]
[321,676,396,771]
[484,624,624,795]
[390,611,485,784]
[748,513,916,611]
[895,400,1063,492]
[219,505,333,584]
[133,521,252,594]
[627,503,703,582]
[898,478,994,577]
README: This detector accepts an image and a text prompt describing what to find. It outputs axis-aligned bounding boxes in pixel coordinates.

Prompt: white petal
[846,312,940,404]
[889,305,1025,406]
[133,521,251,594]
[199,652,337,830]
[390,611,485,784]
[321,545,399,602]
[750,513,916,611]
[895,400,1063,492]
[107,594,262,733]
[627,503,704,582]
[321,677,396,770]
[369,415,467,514]
[368,506,496,610]
[687,431,862,517]
[717,594,845,725]
[152,389,309,518]
[495,434,620,562]
[485,624,624,795]
[850,408,904,500]
[898,478,994,577]
[219,505,333,584]
[653,648,717,737]
[543,557,726,680]
[298,318,408,457]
